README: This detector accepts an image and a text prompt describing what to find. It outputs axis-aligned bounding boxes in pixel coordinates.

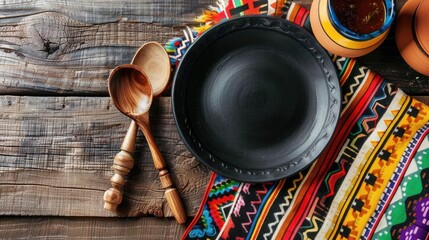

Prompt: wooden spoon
[108,64,186,224]
[103,42,172,212]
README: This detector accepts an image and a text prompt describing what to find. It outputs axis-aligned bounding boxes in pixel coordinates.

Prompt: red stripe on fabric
[294,7,307,25]
[181,172,217,240]
[323,159,348,201]
[281,75,384,239]
[340,59,356,85]
[299,10,310,27]
[367,126,429,239]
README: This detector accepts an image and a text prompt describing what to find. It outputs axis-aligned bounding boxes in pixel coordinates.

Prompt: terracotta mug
[396,0,429,76]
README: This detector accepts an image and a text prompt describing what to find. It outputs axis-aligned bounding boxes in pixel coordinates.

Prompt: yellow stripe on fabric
[272,163,316,240]
[328,95,410,239]
[325,94,412,239]
[344,97,429,239]
[315,90,406,239]
[249,179,286,240]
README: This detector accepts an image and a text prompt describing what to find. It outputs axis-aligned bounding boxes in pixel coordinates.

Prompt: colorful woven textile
[165,1,429,239]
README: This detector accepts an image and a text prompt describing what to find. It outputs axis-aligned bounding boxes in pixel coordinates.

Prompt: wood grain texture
[0,0,212,95]
[0,13,180,95]
[0,217,187,239]
[1,0,427,96]
[0,96,210,217]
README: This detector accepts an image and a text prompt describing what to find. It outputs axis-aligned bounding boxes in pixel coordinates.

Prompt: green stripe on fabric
[374,135,429,239]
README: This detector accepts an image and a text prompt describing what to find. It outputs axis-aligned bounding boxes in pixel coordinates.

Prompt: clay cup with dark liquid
[310,0,395,57]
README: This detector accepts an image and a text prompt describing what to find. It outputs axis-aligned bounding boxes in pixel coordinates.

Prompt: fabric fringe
[193,0,230,34]
[193,10,218,34]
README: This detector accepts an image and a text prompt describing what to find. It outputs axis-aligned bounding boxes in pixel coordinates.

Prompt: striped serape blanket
[164,1,429,239]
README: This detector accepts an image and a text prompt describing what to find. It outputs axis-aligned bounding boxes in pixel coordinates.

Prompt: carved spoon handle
[103,120,138,211]
[138,121,187,224]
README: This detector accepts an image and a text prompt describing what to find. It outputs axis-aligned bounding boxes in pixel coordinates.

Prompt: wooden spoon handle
[165,188,187,224]
[104,120,138,211]
[138,122,167,170]
[138,122,187,224]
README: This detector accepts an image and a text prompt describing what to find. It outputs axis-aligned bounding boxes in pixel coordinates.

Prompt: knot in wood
[21,12,87,59]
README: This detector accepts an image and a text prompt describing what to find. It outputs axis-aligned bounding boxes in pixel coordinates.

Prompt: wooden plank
[0,14,181,95]
[1,0,427,96]
[0,96,210,217]
[0,0,214,25]
[0,217,186,239]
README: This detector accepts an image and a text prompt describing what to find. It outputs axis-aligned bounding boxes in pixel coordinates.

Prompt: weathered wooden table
[0,0,427,239]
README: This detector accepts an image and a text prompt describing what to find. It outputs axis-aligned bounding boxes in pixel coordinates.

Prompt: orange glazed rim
[316,0,389,50]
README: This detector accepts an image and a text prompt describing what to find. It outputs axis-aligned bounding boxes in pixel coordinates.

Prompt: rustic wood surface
[0,96,209,217]
[0,217,187,239]
[0,0,427,238]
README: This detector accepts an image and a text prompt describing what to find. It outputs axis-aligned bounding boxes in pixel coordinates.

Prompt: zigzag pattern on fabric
[243,179,286,239]
[187,175,240,239]
[255,171,306,240]
[374,133,429,239]
[324,97,429,240]
[352,83,395,137]
[300,215,323,239]
[209,176,240,198]
[363,122,429,239]
[296,79,396,240]
[391,170,429,239]
[164,27,197,66]
[342,66,368,105]
[277,63,386,240]
[313,90,407,240]
[222,182,275,238]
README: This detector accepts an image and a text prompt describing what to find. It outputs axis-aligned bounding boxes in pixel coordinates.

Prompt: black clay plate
[172,16,341,182]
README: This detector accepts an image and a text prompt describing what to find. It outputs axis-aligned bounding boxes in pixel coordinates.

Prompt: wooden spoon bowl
[108,64,153,116]
[132,41,171,96]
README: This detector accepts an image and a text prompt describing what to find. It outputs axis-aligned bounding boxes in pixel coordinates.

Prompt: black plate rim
[172,15,341,182]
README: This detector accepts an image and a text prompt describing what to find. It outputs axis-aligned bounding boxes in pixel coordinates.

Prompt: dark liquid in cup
[332,0,386,34]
